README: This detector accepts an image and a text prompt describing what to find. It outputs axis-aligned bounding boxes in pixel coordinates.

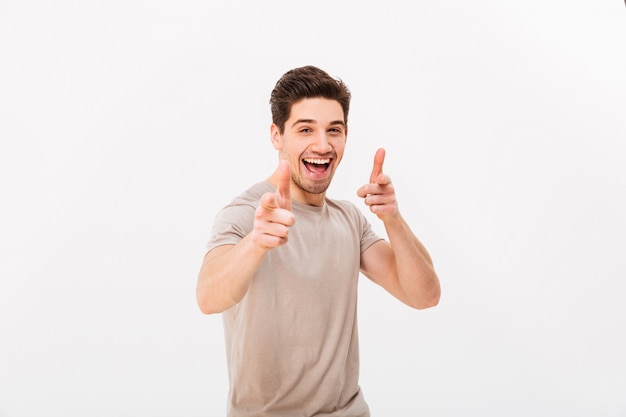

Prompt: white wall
[1,1,625,416]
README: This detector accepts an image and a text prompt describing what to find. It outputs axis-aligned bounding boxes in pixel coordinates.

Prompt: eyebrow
[290,119,346,128]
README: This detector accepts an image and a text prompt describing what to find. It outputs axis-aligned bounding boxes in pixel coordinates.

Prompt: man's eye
[300,128,311,133]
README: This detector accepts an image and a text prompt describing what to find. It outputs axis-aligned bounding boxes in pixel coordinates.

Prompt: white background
[1,0,625,416]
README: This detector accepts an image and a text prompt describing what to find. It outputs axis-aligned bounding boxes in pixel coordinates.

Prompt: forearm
[383,212,440,309]
[196,234,268,314]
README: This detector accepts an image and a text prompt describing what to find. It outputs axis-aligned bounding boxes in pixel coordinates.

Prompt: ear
[270,123,283,150]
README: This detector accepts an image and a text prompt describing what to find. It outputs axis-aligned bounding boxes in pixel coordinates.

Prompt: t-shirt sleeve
[357,208,384,254]
[206,203,256,252]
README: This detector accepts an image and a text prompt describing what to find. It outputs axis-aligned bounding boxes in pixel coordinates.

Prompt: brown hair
[270,66,351,134]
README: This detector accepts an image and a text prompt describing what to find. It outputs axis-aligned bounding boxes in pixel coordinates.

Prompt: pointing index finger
[370,148,386,184]
[276,159,292,210]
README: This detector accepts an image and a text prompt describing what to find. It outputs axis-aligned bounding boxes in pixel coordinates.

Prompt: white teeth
[303,158,330,164]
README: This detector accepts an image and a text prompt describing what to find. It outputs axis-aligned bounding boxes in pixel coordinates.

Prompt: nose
[311,132,333,154]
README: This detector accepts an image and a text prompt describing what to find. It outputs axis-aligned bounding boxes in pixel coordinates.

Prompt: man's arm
[196,238,265,315]
[196,161,294,314]
[357,149,440,310]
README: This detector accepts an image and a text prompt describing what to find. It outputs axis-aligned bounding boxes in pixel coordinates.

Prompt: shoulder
[207,182,272,248]
[213,181,272,225]
[326,197,383,252]
[324,197,371,231]
[227,181,274,209]
[326,197,363,219]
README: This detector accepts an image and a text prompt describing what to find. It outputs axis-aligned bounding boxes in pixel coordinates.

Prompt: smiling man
[196,66,440,417]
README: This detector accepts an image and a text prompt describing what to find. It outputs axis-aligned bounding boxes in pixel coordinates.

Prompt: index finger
[276,159,292,210]
[370,148,386,183]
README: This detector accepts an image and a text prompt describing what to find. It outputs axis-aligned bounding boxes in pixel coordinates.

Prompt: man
[197,66,440,416]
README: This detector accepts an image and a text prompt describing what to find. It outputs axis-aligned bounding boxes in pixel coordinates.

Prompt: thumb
[370,148,386,184]
[276,160,292,210]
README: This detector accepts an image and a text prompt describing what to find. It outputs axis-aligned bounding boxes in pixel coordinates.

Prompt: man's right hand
[251,160,295,249]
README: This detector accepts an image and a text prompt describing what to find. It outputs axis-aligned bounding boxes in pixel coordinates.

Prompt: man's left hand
[357,148,398,220]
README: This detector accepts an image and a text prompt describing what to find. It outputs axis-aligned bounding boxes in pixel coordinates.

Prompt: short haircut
[270,66,351,134]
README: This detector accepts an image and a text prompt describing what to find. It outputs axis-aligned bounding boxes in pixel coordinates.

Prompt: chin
[298,179,332,195]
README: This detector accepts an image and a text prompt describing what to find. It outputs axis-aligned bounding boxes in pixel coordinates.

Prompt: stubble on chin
[291,173,331,195]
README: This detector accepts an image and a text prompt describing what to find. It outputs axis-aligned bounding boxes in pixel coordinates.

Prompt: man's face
[271,97,347,202]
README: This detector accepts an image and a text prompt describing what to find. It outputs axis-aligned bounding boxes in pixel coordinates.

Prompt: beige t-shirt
[207,181,382,417]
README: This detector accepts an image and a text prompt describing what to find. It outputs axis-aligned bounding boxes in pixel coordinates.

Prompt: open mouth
[302,157,331,176]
